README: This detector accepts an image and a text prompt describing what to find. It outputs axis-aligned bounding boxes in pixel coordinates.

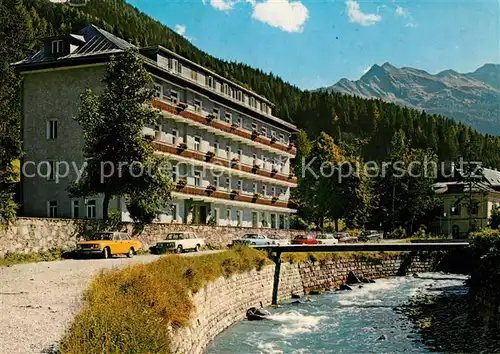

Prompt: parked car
[77,232,141,259]
[267,234,291,246]
[334,232,358,243]
[360,230,384,242]
[232,234,272,246]
[291,235,318,245]
[153,232,205,254]
[316,233,339,245]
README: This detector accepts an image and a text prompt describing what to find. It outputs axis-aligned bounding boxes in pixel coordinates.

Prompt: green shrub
[470,229,500,258]
[0,248,69,267]
[389,227,407,239]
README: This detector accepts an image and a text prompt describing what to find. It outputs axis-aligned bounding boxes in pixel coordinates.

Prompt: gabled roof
[14,24,135,67]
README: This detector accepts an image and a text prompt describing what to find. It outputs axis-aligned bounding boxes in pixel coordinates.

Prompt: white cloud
[175,24,192,40]
[251,0,309,33]
[202,0,238,12]
[395,5,407,17]
[345,0,382,26]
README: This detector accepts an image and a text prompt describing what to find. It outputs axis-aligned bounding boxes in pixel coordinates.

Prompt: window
[206,76,214,89]
[171,128,179,145]
[175,61,182,74]
[194,136,201,151]
[253,183,258,193]
[226,177,231,189]
[252,154,257,160]
[236,210,242,226]
[213,107,220,119]
[271,187,276,196]
[451,204,461,216]
[252,212,258,228]
[471,202,480,215]
[47,160,56,181]
[237,91,243,101]
[237,180,242,191]
[170,90,179,104]
[279,215,285,229]
[46,120,58,140]
[194,99,202,112]
[225,145,231,157]
[224,112,232,124]
[262,185,267,195]
[194,171,201,187]
[251,122,258,131]
[212,208,218,225]
[214,142,219,153]
[213,175,219,187]
[154,83,163,98]
[262,155,267,163]
[237,149,243,158]
[190,70,198,81]
[279,188,284,195]
[223,83,230,96]
[261,126,267,136]
[167,58,174,71]
[171,204,177,220]
[279,134,285,143]
[51,40,63,54]
[231,88,236,99]
[261,212,268,227]
[86,200,96,219]
[47,201,57,218]
[250,97,255,108]
[262,102,267,113]
[271,130,276,138]
[226,208,231,220]
[71,200,79,219]
[172,165,178,181]
[271,214,277,229]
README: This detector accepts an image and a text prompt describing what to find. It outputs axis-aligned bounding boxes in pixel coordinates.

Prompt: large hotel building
[15,25,298,229]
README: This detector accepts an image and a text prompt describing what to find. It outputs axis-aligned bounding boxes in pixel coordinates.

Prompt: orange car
[77,232,141,259]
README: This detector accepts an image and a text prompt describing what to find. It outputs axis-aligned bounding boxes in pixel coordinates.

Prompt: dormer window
[52,40,63,54]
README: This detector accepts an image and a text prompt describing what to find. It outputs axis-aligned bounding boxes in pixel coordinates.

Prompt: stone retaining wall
[171,253,441,354]
[469,255,500,330]
[0,217,318,257]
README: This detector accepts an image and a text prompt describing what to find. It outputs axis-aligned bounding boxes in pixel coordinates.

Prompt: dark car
[291,235,318,245]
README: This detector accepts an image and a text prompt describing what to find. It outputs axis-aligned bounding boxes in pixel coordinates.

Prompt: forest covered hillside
[9,0,500,168]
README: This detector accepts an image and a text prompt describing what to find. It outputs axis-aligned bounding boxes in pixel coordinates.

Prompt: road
[0,251,219,354]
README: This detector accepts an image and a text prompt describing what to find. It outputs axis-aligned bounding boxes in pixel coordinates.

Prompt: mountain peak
[381,62,396,71]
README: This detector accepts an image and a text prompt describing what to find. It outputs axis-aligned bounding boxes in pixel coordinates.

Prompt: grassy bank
[0,248,71,267]
[59,247,270,354]
[282,251,405,265]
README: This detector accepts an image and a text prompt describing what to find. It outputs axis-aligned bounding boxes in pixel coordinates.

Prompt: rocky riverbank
[399,283,500,353]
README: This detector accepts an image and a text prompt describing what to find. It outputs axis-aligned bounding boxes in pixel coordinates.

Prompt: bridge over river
[252,242,470,305]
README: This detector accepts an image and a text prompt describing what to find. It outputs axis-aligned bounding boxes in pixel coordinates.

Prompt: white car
[267,234,291,246]
[154,232,205,253]
[316,233,339,245]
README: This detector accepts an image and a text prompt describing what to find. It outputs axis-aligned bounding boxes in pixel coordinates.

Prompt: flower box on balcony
[252,163,261,173]
[176,102,188,112]
[251,129,259,140]
[231,158,239,167]
[271,196,279,203]
[206,113,216,123]
[206,184,217,191]
[288,173,294,180]
[206,151,215,161]
[252,193,262,200]
[230,189,239,200]
[177,142,187,152]
[287,142,295,150]
[271,167,278,175]
[271,136,277,144]
[176,178,187,189]
[231,122,240,129]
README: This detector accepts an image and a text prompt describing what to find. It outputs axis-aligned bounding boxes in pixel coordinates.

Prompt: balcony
[152,99,297,156]
[173,184,292,209]
[153,141,298,185]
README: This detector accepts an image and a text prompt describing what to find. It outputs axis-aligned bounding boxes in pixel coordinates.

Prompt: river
[206,272,468,354]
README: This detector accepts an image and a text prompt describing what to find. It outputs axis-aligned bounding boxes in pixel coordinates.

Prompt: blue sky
[128,0,500,89]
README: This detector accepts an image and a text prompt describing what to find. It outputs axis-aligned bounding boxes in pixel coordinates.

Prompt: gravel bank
[0,251,218,354]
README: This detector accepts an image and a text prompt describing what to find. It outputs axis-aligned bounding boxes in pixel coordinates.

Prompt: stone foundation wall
[171,253,442,354]
[0,217,319,257]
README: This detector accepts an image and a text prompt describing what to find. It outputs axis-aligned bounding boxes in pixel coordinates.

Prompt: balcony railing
[153,141,298,184]
[174,185,292,209]
[152,99,296,155]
